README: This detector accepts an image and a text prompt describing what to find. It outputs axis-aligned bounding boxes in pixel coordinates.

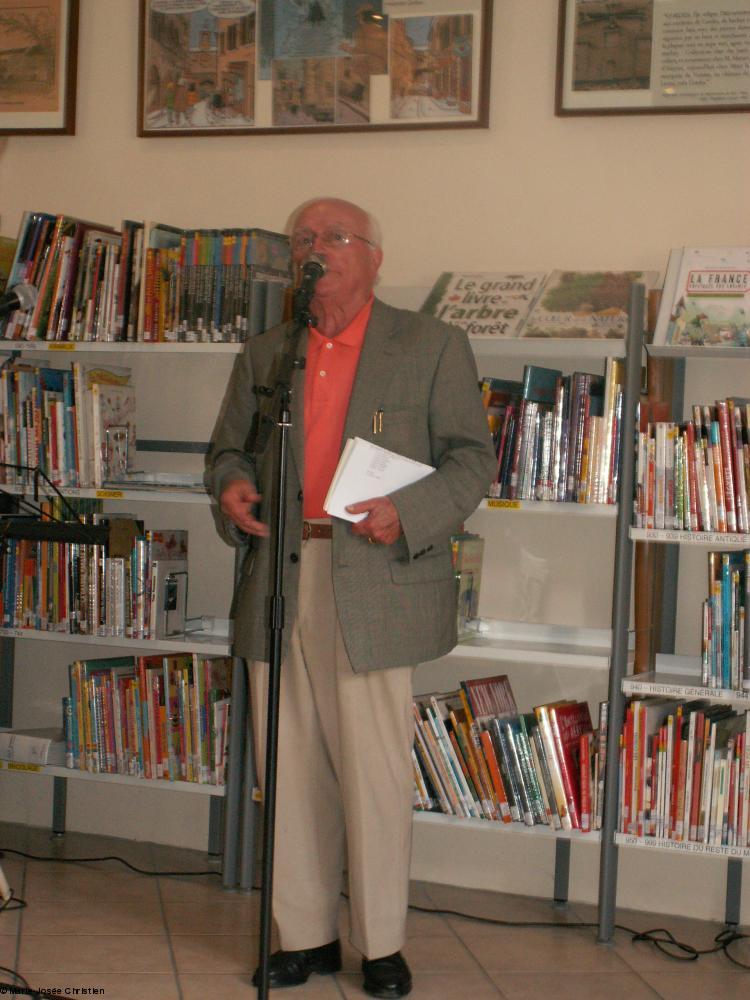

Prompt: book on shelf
[618,698,750,849]
[0,504,194,641]
[91,381,137,486]
[701,549,748,692]
[451,531,484,632]
[483,361,618,505]
[72,361,132,488]
[413,676,607,832]
[0,210,292,344]
[420,271,546,338]
[0,727,66,767]
[0,235,17,294]
[547,701,593,830]
[520,270,659,340]
[65,652,232,783]
[652,247,750,349]
[634,396,750,534]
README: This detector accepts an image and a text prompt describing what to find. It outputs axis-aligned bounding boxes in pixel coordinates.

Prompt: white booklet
[324,437,434,523]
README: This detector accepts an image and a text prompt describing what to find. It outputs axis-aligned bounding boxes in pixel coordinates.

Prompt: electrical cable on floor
[0,846,222,878]
[1,848,748,994]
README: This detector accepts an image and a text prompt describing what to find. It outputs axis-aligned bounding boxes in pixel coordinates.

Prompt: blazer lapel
[343,298,401,441]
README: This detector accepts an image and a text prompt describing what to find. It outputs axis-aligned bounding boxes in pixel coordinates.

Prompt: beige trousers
[250,536,415,959]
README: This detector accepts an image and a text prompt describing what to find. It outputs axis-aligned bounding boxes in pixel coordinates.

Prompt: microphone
[299,253,327,295]
[293,253,326,322]
[0,283,38,319]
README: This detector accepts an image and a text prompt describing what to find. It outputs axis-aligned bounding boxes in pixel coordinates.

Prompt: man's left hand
[346,496,402,545]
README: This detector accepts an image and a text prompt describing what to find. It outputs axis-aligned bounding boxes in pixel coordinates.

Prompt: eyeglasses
[291,228,376,252]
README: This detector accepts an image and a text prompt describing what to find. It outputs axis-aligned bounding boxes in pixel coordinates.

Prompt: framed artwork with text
[556,0,750,116]
[137,0,492,136]
[0,0,78,134]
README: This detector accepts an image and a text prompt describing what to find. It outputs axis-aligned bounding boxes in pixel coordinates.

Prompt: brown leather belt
[302,521,333,540]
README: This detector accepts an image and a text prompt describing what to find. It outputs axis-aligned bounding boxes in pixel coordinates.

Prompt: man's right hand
[220,479,269,537]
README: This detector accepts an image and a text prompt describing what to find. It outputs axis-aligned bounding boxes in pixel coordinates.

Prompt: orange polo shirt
[303,297,373,518]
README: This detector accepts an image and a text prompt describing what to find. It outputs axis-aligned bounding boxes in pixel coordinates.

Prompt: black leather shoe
[361,952,412,998]
[251,939,342,988]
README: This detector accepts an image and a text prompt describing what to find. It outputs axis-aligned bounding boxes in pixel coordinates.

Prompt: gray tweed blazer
[207,297,495,672]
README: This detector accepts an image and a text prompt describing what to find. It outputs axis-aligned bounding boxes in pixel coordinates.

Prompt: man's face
[291,200,383,311]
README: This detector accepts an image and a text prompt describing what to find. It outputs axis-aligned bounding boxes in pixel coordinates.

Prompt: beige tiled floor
[0,822,748,998]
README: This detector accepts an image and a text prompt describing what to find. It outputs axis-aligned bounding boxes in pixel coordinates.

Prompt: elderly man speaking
[209,197,494,998]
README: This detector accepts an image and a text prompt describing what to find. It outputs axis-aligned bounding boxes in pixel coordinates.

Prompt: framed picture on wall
[0,0,79,135]
[555,0,750,116]
[137,0,492,137]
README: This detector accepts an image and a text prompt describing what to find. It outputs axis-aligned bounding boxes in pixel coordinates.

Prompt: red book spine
[550,712,582,830]
[668,708,683,839]
[674,733,688,841]
[621,704,634,833]
[151,673,163,779]
[688,712,705,841]
[684,420,701,530]
[716,400,737,531]
[579,732,592,833]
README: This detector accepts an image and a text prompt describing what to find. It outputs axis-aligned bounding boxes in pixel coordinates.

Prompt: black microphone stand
[250,280,316,1000]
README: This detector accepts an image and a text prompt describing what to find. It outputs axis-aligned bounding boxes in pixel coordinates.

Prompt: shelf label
[96,489,124,499]
[487,499,521,510]
[2,761,42,772]
[47,342,76,351]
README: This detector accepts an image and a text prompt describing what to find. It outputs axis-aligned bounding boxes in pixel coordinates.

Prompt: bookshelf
[0,342,252,890]
[404,285,639,907]
[598,292,750,939]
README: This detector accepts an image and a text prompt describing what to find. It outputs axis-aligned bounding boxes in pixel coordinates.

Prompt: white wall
[1,0,749,918]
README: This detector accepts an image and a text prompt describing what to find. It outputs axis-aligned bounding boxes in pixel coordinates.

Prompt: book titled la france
[660,247,750,348]
[420,272,546,338]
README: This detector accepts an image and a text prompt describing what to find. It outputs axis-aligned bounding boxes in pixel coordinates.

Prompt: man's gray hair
[286,197,383,249]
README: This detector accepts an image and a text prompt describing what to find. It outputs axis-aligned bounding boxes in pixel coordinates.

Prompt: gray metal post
[553,838,570,906]
[597,283,645,943]
[0,637,14,727]
[208,797,223,856]
[52,776,67,835]
[725,859,743,926]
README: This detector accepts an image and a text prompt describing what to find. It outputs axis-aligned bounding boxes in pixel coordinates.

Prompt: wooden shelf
[0,759,225,795]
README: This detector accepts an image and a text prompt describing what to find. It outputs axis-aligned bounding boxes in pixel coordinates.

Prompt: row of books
[0,360,135,489]
[482,360,624,504]
[619,699,750,848]
[635,398,750,533]
[0,516,188,641]
[412,673,607,833]
[1,211,292,344]
[64,652,232,783]
[701,550,750,692]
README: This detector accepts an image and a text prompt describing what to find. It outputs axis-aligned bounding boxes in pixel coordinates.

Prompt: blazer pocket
[389,551,453,584]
